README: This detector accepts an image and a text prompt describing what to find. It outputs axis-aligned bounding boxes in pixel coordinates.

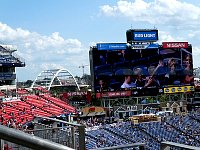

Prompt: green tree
[25,80,33,87]
[82,74,91,85]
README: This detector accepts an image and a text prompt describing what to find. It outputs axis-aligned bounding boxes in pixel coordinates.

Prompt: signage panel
[164,86,195,94]
[96,91,132,98]
[126,29,158,42]
[131,43,159,49]
[97,43,127,50]
[133,31,158,41]
[162,42,188,49]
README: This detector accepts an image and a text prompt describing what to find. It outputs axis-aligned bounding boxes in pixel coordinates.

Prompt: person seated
[96,79,112,92]
[133,68,146,87]
[154,59,167,87]
[164,58,177,85]
[183,54,194,84]
[121,75,136,89]
[155,59,167,75]
[144,66,160,88]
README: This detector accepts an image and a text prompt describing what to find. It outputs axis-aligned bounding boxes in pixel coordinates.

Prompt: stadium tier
[0,45,25,90]
[85,114,200,150]
[0,91,76,128]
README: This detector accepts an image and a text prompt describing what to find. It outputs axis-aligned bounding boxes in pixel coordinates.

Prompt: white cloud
[158,30,189,43]
[158,31,176,43]
[193,47,200,68]
[100,0,200,69]
[100,0,200,26]
[0,22,89,81]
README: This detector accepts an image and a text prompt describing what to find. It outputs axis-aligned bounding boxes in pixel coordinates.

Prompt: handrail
[161,141,200,150]
[35,116,83,127]
[34,116,85,150]
[90,143,145,150]
[0,125,74,150]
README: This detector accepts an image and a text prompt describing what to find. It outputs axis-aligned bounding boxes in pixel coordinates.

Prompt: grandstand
[1,111,199,150]
[0,88,76,128]
[84,113,200,149]
[0,44,25,91]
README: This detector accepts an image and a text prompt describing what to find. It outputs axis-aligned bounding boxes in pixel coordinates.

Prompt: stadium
[0,29,200,150]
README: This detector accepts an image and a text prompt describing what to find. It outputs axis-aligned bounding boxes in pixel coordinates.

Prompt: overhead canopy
[95,112,106,116]
[80,111,106,117]
[87,112,96,117]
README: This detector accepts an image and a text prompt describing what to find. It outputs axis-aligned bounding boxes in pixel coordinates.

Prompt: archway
[31,69,80,91]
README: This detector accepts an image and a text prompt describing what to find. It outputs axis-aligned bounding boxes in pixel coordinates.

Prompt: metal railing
[90,143,145,150]
[32,116,85,150]
[25,125,76,148]
[160,141,200,150]
[0,125,74,150]
[12,52,25,65]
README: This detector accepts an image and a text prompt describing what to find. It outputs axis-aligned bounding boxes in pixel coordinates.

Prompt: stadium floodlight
[79,64,89,77]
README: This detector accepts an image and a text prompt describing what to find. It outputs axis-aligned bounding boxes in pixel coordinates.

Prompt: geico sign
[162,42,188,48]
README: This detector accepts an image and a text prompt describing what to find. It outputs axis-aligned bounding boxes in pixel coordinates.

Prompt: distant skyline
[0,0,200,81]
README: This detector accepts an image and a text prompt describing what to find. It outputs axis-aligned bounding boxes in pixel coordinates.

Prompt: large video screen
[90,42,194,97]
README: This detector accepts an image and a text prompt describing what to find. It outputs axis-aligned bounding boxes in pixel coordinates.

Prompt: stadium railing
[90,143,145,150]
[33,116,85,150]
[160,141,200,150]
[0,125,74,150]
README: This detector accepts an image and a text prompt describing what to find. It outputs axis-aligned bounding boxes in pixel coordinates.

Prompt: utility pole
[78,64,89,77]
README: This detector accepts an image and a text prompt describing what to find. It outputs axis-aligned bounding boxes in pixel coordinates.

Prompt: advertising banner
[162,42,188,49]
[131,43,159,49]
[97,43,127,50]
[133,31,158,41]
[164,86,195,94]
[96,91,132,98]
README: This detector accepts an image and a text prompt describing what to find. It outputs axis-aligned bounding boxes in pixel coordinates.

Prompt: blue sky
[0,0,200,81]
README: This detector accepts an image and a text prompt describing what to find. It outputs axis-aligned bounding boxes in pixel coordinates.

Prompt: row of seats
[85,114,200,150]
[0,55,20,63]
[0,93,76,128]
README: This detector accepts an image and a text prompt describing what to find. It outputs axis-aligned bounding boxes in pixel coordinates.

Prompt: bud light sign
[133,30,158,41]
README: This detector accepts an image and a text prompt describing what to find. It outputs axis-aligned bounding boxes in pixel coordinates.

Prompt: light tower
[78,64,89,77]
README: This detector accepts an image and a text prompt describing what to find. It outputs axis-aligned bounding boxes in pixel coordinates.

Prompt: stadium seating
[115,69,134,76]
[113,61,132,71]
[94,64,112,75]
[85,114,200,150]
[0,92,76,129]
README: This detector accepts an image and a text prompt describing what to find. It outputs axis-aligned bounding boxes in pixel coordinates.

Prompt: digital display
[126,29,158,42]
[90,43,193,98]
[133,31,158,41]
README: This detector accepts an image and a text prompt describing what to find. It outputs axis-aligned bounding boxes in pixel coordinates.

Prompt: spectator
[144,66,160,88]
[134,68,145,87]
[121,75,136,89]
[154,59,167,87]
[165,58,177,85]
[183,54,194,84]
[96,79,112,92]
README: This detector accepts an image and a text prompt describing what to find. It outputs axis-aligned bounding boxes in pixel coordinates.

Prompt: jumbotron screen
[90,42,194,98]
